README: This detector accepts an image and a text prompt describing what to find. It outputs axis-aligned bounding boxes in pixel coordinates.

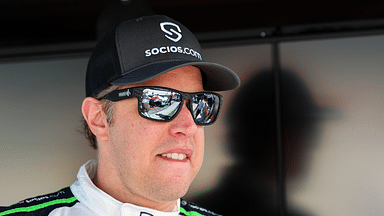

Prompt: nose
[169,101,198,137]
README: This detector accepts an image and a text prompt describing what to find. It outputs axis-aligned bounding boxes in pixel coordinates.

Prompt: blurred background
[1,1,384,215]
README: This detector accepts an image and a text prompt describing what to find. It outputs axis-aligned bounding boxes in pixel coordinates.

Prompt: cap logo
[160,22,182,42]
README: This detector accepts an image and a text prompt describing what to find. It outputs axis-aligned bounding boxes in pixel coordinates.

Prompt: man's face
[104,66,205,203]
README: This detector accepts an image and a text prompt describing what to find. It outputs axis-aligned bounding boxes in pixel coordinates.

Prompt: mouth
[158,153,188,161]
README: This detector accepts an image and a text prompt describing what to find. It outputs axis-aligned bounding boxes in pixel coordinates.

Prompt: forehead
[127,66,204,92]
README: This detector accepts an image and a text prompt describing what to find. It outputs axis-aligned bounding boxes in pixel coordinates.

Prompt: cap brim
[111,60,240,91]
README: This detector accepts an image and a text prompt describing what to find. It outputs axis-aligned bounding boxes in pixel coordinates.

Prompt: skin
[82,66,205,212]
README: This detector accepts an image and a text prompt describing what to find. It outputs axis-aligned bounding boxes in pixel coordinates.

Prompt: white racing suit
[0,160,221,216]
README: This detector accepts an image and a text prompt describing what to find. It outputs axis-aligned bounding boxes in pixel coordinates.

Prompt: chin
[150,182,190,202]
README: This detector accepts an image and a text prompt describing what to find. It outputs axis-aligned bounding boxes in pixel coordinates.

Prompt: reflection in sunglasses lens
[141,88,181,121]
[193,94,217,124]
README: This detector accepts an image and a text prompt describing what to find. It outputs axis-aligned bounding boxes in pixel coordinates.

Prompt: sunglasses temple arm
[102,89,135,102]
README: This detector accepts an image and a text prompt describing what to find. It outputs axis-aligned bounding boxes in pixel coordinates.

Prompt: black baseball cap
[86,15,240,97]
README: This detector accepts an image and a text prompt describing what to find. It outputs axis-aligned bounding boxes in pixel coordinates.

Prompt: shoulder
[0,187,78,216]
[180,200,222,216]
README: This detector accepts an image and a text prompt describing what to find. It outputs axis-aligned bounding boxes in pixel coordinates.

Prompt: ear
[82,97,109,142]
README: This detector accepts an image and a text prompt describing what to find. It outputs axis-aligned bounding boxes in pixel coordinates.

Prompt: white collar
[70,160,181,216]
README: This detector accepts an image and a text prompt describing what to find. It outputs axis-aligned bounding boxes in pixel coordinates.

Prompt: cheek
[194,128,205,165]
[197,128,205,150]
[133,120,167,143]
[113,118,166,158]
[109,103,144,154]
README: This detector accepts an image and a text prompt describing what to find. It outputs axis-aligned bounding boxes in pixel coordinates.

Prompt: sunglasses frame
[102,86,223,125]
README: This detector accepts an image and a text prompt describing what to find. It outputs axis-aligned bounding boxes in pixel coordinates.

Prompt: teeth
[161,153,187,160]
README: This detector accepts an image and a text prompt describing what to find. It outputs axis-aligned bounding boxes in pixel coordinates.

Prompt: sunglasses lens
[140,88,181,121]
[192,94,220,125]
[137,87,220,125]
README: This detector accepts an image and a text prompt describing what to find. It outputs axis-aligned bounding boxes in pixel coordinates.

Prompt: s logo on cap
[160,22,182,42]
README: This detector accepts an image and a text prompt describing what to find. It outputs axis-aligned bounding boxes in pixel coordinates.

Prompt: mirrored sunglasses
[102,86,223,125]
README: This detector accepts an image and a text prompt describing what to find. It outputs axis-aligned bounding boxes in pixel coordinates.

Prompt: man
[0,15,240,216]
